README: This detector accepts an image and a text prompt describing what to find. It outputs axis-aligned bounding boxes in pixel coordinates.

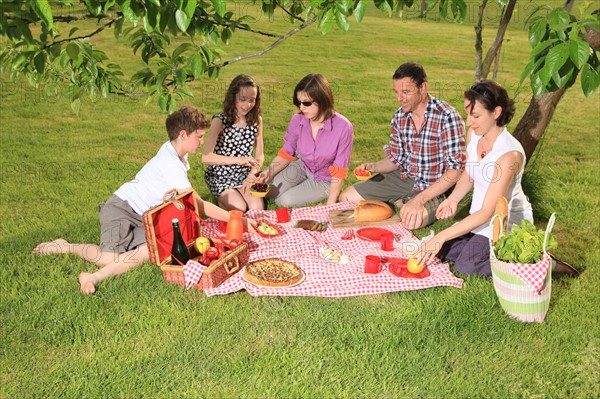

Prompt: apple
[407,258,425,274]
[205,247,220,260]
[194,236,211,254]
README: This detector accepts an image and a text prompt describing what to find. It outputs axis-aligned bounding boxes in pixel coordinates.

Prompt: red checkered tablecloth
[510,252,552,294]
[187,202,463,297]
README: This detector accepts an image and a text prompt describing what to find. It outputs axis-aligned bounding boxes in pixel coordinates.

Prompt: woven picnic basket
[161,217,249,290]
[142,189,248,290]
[489,213,555,323]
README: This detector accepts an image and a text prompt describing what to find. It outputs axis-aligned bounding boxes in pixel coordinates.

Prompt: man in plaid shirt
[340,62,465,230]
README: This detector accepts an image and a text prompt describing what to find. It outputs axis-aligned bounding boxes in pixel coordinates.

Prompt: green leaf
[335,11,350,31]
[85,0,102,16]
[545,43,570,78]
[374,0,391,16]
[520,57,544,84]
[13,18,34,43]
[552,67,573,90]
[212,0,226,17]
[104,0,116,12]
[159,93,169,112]
[31,0,53,29]
[33,51,46,74]
[580,64,599,97]
[175,9,190,32]
[200,46,214,65]
[317,9,334,33]
[221,27,231,44]
[174,68,187,85]
[353,0,366,22]
[66,42,80,61]
[172,42,194,59]
[208,65,219,79]
[120,0,140,25]
[184,0,197,19]
[568,38,590,69]
[528,20,547,48]
[190,53,203,78]
[547,8,571,33]
[336,0,352,14]
[70,97,81,115]
[531,72,546,97]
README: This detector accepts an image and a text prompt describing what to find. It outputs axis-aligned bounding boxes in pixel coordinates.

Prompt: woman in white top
[415,80,533,276]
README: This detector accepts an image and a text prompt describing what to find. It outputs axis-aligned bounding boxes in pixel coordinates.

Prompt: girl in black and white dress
[202,75,265,211]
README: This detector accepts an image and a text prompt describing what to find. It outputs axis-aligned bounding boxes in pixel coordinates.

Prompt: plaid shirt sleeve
[383,109,407,173]
[440,105,466,173]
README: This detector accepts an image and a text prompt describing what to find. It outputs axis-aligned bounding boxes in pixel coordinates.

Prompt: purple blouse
[280,112,354,181]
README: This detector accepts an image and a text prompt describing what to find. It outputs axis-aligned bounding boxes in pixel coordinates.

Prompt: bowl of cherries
[250,183,271,197]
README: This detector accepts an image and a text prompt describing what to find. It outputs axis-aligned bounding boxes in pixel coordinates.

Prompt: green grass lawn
[1,3,599,398]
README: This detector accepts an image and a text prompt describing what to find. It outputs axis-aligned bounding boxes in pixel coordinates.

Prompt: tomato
[205,247,220,260]
[227,239,242,250]
[354,168,370,177]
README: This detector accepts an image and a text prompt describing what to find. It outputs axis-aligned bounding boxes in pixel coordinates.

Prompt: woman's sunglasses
[298,100,315,107]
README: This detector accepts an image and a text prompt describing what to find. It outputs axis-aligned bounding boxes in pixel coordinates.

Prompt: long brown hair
[223,74,262,127]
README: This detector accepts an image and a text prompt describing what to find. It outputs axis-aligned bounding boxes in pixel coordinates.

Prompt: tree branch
[215,14,317,68]
[43,18,119,49]
[274,0,306,23]
[217,22,280,38]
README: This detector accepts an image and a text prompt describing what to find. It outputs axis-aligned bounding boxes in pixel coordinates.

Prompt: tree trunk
[474,0,487,80]
[480,0,517,79]
[512,88,567,164]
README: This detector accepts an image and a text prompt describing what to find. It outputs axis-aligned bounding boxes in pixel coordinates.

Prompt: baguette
[354,200,394,222]
[492,196,509,243]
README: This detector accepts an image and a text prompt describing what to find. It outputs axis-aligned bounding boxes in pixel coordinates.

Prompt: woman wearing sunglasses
[257,73,354,207]
[413,80,534,276]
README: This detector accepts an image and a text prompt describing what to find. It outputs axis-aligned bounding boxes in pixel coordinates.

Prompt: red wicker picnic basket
[142,189,248,290]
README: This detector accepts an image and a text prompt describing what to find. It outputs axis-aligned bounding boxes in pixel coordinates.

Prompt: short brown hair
[392,62,428,88]
[293,74,335,121]
[165,106,210,140]
[464,80,515,126]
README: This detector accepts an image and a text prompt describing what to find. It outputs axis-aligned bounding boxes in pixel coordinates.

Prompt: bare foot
[78,272,97,294]
[32,239,69,255]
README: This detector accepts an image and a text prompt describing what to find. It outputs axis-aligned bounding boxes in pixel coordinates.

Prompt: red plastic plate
[356,227,393,242]
[255,222,283,238]
[387,258,430,279]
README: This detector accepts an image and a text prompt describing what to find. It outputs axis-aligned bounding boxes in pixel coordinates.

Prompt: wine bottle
[171,218,190,266]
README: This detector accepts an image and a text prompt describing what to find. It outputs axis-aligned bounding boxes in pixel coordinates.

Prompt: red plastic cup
[276,208,291,223]
[381,232,394,251]
[364,255,382,274]
[218,220,228,234]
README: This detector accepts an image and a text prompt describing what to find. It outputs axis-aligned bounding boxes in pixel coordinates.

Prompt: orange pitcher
[226,210,244,241]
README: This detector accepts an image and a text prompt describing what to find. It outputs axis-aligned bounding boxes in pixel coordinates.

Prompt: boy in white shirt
[33,106,255,294]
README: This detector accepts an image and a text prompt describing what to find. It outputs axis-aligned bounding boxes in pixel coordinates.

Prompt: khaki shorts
[98,195,146,253]
[353,169,445,226]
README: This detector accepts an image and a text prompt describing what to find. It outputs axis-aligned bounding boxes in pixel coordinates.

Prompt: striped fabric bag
[489,213,556,323]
